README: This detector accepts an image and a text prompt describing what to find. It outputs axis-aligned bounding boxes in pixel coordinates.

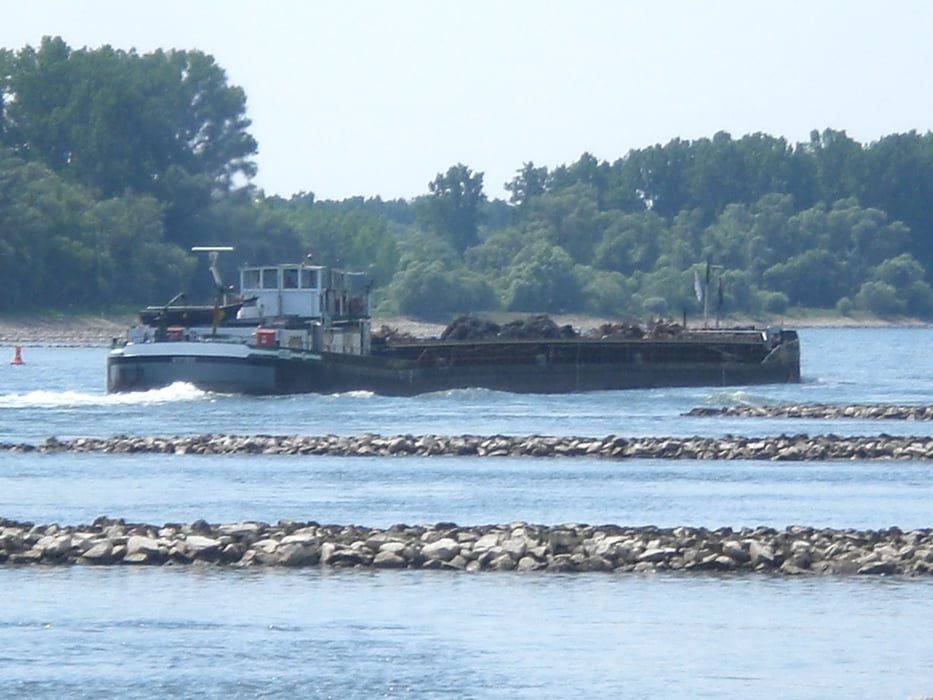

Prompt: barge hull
[107,336,800,396]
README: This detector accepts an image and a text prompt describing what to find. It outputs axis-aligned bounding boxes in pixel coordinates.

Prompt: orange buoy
[10,346,24,365]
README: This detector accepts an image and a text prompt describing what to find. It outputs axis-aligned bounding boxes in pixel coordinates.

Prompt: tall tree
[522,183,606,263]
[548,152,611,206]
[808,128,866,204]
[2,37,257,244]
[618,139,693,218]
[505,161,549,207]
[862,131,933,270]
[420,163,486,252]
[686,131,752,224]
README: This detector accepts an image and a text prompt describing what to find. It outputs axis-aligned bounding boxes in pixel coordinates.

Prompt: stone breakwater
[3,432,933,460]
[2,517,931,575]
[686,403,933,420]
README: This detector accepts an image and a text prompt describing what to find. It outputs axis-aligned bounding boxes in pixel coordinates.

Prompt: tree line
[2,37,932,321]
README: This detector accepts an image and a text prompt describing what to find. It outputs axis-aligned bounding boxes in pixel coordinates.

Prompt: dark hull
[107,333,800,396]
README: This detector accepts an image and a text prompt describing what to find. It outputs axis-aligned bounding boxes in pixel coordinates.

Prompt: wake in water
[702,389,789,406]
[0,382,210,408]
[323,390,376,400]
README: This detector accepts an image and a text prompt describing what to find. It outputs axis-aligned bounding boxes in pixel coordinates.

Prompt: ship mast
[192,246,234,334]
[696,257,723,328]
[192,246,235,305]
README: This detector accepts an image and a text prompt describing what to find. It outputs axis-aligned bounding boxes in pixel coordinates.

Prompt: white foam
[323,390,376,399]
[0,382,209,408]
[703,390,775,406]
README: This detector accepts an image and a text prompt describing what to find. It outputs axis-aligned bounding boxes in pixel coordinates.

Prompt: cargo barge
[106,249,800,395]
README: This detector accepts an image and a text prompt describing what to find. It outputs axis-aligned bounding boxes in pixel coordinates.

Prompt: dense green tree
[869,253,933,316]
[638,267,699,318]
[578,267,634,316]
[708,194,798,280]
[521,183,606,263]
[854,281,904,316]
[397,228,460,270]
[87,193,195,304]
[820,200,909,268]
[618,139,693,218]
[504,161,549,207]
[418,163,486,253]
[504,242,582,312]
[808,128,866,203]
[861,131,933,269]
[3,37,256,197]
[592,211,666,275]
[464,229,525,274]
[0,146,191,309]
[762,249,843,307]
[387,260,497,319]
[685,132,754,223]
[548,153,612,207]
[1,37,256,249]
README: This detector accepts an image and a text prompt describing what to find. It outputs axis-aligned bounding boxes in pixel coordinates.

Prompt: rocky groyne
[3,432,931,460]
[1,517,930,575]
[686,403,933,421]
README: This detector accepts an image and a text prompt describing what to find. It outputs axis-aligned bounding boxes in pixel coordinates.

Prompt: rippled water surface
[1,327,932,698]
[2,568,932,699]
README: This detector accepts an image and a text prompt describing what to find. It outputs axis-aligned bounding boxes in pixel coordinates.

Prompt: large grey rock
[378,541,409,557]
[500,537,527,560]
[594,536,636,563]
[857,560,898,575]
[281,533,319,547]
[472,533,502,553]
[320,542,369,566]
[516,556,546,572]
[422,537,460,562]
[216,522,265,539]
[788,540,814,568]
[14,549,44,564]
[37,534,72,559]
[373,551,407,568]
[319,541,337,565]
[81,540,113,564]
[748,540,775,566]
[329,549,368,567]
[547,529,580,554]
[636,547,677,563]
[276,542,319,567]
[126,535,161,557]
[251,538,282,565]
[488,553,517,571]
[183,535,222,559]
[721,539,750,564]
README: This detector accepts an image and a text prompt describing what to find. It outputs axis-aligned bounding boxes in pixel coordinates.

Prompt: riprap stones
[2,432,929,461]
[2,517,931,576]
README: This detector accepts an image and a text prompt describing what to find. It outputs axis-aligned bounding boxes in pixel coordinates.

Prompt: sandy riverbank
[0,313,928,347]
[0,316,134,347]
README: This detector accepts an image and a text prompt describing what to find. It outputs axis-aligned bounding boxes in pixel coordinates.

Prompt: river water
[0,327,931,698]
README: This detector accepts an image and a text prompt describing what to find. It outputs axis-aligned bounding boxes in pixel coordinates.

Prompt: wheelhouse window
[262,268,278,289]
[282,268,298,289]
[300,268,319,289]
[241,269,260,289]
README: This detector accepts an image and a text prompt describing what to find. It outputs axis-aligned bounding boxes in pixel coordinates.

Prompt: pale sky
[3,1,932,201]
